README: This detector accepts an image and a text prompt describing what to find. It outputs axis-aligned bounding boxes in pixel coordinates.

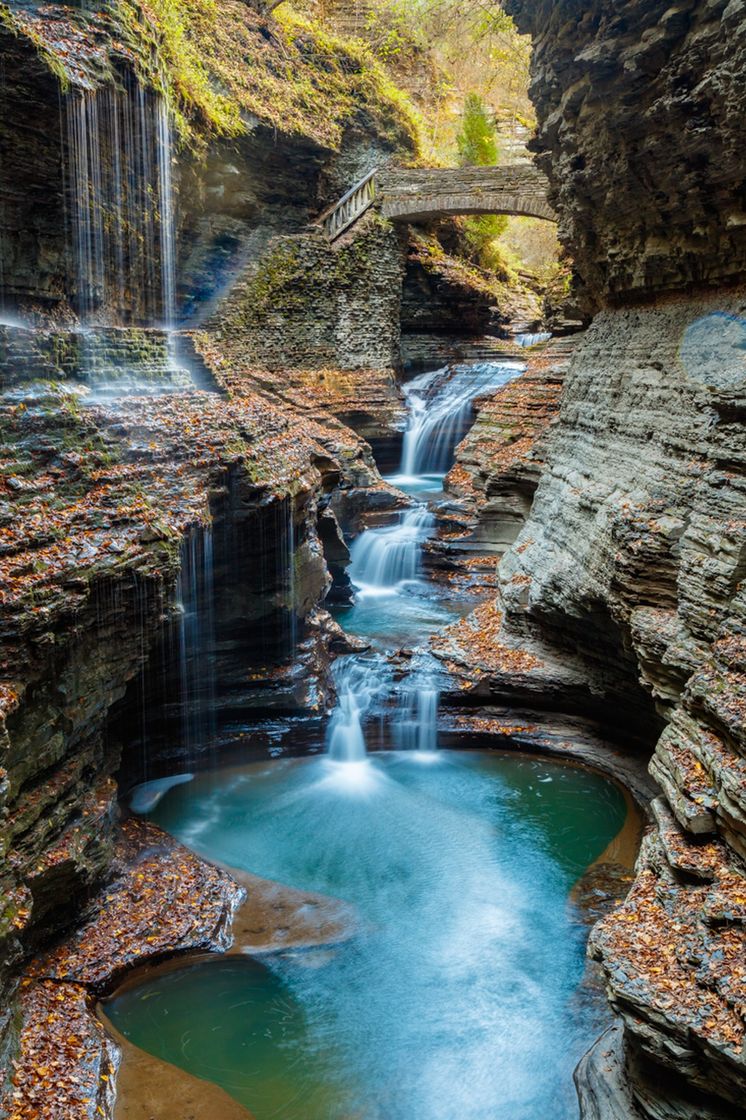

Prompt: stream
[108,361,636,1120]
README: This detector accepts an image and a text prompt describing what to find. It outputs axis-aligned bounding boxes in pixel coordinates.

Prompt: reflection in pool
[107,751,628,1120]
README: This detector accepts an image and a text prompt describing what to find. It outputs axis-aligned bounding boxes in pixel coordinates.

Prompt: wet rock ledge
[4,818,244,1120]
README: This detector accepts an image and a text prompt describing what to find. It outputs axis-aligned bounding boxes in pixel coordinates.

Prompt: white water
[327,657,393,762]
[120,752,626,1120]
[515,331,551,348]
[399,361,525,478]
[66,85,176,327]
[348,505,434,592]
[393,675,439,754]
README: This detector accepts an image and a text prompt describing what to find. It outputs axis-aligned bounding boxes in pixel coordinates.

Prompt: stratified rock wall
[0,367,380,1098]
[202,214,407,452]
[447,336,577,551]
[506,0,746,306]
[211,215,405,374]
[496,2,746,1115]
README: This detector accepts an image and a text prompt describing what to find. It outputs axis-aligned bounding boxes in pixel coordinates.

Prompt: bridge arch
[316,163,556,241]
[378,166,556,224]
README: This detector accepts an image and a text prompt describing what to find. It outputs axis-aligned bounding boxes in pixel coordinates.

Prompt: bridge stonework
[378,165,556,224]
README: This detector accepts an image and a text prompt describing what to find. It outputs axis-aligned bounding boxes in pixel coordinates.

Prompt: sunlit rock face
[492,3,746,1116]
[506,0,746,306]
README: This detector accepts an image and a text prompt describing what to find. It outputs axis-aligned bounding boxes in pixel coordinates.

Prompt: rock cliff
[506,0,746,307]
[0,1,417,1100]
[492,2,746,1115]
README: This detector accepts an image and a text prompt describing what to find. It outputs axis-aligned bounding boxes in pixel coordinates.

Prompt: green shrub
[456,92,499,167]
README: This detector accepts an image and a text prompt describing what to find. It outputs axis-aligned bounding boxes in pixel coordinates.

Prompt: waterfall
[349,505,434,591]
[326,658,440,762]
[176,527,217,758]
[65,83,176,327]
[157,98,177,329]
[327,658,392,762]
[327,360,527,765]
[393,676,439,753]
[515,331,551,348]
[399,361,525,478]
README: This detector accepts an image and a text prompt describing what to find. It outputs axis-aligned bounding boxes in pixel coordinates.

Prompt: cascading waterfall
[66,83,176,327]
[349,505,434,591]
[327,657,393,762]
[399,361,525,478]
[327,361,527,765]
[515,331,551,348]
[326,657,440,762]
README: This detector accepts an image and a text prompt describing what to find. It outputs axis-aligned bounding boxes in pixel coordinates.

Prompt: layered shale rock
[0,351,383,1102]
[506,0,746,307]
[488,2,746,1115]
[446,335,578,552]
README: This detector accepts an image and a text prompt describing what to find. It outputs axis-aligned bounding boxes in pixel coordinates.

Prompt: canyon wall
[499,2,746,1116]
[507,0,746,306]
[0,2,416,1097]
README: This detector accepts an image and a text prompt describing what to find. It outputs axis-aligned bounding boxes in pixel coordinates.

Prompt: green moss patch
[1,0,421,154]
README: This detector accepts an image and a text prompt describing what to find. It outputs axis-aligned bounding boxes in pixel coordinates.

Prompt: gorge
[0,2,745,1120]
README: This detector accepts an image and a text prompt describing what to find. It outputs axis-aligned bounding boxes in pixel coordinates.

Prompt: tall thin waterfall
[157,98,177,328]
[349,505,434,590]
[400,361,525,478]
[66,84,176,326]
[176,527,217,759]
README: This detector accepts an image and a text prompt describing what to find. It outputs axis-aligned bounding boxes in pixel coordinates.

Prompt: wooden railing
[316,168,378,242]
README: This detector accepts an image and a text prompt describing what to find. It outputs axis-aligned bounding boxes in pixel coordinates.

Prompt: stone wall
[203,213,408,454]
[211,214,406,372]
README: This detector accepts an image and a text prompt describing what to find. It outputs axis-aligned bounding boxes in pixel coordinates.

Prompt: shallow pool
[107,750,628,1120]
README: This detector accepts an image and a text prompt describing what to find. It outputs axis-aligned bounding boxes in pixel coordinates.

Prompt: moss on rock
[0,0,421,154]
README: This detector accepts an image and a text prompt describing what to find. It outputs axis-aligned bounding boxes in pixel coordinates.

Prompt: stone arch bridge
[318,164,556,241]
